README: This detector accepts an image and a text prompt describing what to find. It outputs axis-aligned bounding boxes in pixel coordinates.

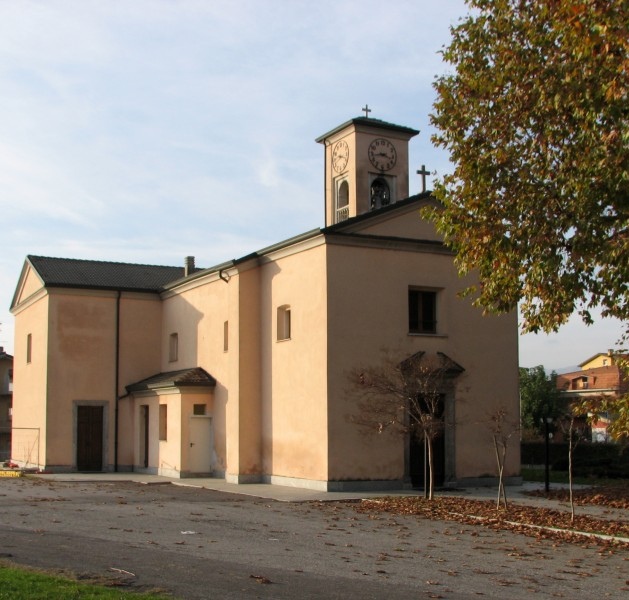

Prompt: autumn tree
[428,0,629,435]
[430,0,629,331]
[559,410,588,522]
[484,406,520,510]
[349,351,462,500]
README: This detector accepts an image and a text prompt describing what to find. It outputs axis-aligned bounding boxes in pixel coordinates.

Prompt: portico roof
[126,368,217,393]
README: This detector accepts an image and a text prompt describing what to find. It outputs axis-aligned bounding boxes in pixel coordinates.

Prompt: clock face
[368,138,397,171]
[332,140,349,173]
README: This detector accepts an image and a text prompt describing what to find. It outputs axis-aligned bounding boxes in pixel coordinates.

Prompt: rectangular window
[277,305,291,341]
[159,404,167,441]
[193,404,206,416]
[169,333,178,362]
[408,289,437,334]
[223,321,229,352]
[26,333,32,364]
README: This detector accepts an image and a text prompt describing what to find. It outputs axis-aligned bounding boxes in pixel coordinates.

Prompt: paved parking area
[1,476,627,599]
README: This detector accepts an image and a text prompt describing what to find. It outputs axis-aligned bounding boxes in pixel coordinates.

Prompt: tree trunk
[427,437,434,501]
[492,435,508,510]
[568,417,576,523]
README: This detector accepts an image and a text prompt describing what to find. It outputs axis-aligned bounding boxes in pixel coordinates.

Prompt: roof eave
[315,117,420,143]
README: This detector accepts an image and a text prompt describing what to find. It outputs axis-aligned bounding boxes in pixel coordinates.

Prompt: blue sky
[0,0,622,369]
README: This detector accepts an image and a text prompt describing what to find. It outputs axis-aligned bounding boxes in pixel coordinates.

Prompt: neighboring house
[10,115,520,490]
[556,351,627,442]
[0,347,13,461]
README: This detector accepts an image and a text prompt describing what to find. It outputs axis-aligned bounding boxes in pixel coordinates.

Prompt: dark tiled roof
[0,349,12,361]
[28,255,185,293]
[322,192,434,234]
[315,116,419,142]
[126,368,217,393]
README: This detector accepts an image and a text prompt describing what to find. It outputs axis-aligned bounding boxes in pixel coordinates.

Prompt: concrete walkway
[34,472,420,502]
[31,472,590,506]
[24,472,629,529]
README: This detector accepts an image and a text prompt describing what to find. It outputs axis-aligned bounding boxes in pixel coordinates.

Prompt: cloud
[13,0,611,372]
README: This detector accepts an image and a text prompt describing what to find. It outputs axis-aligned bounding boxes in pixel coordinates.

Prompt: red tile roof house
[556,351,628,442]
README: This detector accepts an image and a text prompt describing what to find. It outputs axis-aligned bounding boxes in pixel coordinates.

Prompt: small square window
[408,289,437,334]
[169,333,178,362]
[193,404,206,416]
[277,305,291,341]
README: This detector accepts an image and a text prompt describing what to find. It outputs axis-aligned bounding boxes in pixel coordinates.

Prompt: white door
[188,416,212,474]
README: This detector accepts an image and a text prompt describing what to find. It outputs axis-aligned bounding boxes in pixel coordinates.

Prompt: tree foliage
[519,365,562,436]
[574,393,629,442]
[429,0,629,333]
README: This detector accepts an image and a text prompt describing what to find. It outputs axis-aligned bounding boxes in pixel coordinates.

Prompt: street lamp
[541,417,553,493]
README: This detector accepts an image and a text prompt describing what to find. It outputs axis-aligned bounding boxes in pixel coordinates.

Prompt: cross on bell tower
[416,164,431,193]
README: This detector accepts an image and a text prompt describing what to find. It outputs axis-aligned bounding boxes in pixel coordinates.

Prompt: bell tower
[316,109,419,226]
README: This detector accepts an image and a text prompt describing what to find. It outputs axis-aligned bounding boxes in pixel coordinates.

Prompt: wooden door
[77,406,103,471]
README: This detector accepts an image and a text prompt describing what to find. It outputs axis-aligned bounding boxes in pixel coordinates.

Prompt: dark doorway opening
[410,432,445,488]
[77,406,103,471]
[409,394,445,489]
[141,405,149,468]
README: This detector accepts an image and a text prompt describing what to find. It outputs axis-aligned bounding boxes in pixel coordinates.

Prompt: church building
[9,115,520,490]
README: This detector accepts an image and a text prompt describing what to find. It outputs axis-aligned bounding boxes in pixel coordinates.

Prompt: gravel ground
[1,477,628,599]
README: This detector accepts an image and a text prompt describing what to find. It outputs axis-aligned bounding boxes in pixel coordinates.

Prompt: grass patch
[0,563,173,600]
[521,467,623,487]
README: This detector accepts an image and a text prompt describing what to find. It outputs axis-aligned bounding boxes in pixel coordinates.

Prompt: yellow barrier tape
[0,470,23,477]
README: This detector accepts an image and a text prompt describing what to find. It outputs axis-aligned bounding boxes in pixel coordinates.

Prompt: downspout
[323,138,329,226]
[219,262,232,283]
[114,291,121,472]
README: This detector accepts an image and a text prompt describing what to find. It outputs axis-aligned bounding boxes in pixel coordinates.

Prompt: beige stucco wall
[161,274,230,475]
[580,353,615,370]
[11,290,49,468]
[45,291,117,467]
[14,265,44,305]
[161,240,330,484]
[232,264,262,478]
[11,281,163,471]
[258,242,329,482]
[117,294,163,468]
[131,389,213,477]
[354,201,442,241]
[325,215,520,483]
[45,291,163,470]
